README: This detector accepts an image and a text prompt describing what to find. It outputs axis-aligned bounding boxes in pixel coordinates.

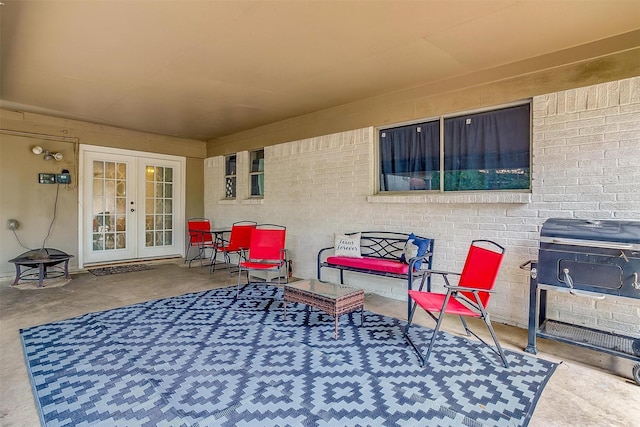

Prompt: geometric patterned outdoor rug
[20,284,557,427]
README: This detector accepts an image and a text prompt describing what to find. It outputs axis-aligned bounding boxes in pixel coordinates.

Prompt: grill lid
[540,218,640,248]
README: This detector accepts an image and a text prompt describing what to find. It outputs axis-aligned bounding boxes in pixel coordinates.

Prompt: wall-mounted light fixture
[32,146,63,161]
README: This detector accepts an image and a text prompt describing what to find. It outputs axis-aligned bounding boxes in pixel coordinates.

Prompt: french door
[80,145,185,266]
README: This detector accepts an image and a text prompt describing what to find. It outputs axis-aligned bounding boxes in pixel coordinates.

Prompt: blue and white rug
[20,285,557,426]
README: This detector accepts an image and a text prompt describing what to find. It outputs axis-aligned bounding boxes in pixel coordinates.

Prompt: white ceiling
[1,0,639,141]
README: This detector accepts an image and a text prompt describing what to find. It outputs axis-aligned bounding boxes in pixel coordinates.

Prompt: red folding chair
[404,239,509,368]
[211,221,257,275]
[237,224,287,297]
[185,218,216,267]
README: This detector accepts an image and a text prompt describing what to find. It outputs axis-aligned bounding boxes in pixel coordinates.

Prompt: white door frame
[78,144,186,268]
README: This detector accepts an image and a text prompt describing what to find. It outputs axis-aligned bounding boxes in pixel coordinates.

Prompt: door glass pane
[105,162,115,179]
[93,179,103,196]
[105,180,115,197]
[144,164,174,247]
[115,198,126,214]
[115,215,126,231]
[116,233,126,249]
[117,163,126,179]
[116,181,126,196]
[92,160,127,253]
[93,161,104,178]
[105,233,115,250]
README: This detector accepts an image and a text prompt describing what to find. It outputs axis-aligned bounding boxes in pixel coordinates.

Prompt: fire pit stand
[8,248,74,288]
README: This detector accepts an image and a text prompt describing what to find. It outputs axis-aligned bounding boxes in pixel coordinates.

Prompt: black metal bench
[317,231,434,316]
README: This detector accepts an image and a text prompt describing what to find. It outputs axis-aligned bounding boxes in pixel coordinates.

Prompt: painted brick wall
[205,77,640,336]
[530,77,640,336]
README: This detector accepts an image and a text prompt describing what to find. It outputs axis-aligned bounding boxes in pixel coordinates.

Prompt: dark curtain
[444,104,530,191]
[379,121,439,191]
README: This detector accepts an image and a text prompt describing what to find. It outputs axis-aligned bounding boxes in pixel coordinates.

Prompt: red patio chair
[185,218,216,267]
[237,224,287,297]
[211,221,257,275]
[404,239,509,368]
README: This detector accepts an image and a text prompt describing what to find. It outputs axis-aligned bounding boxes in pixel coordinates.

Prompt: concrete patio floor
[1,260,638,426]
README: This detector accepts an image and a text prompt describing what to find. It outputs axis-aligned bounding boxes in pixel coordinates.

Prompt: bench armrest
[317,246,335,263]
[407,251,434,270]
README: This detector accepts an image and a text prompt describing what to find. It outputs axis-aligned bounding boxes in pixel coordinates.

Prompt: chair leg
[423,310,446,366]
[404,300,426,367]
[228,252,236,277]
[483,316,510,368]
[209,248,219,274]
[236,268,244,298]
[458,315,472,336]
[422,291,456,365]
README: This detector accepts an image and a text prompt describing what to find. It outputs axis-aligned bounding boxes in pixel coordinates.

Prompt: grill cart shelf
[522,260,640,385]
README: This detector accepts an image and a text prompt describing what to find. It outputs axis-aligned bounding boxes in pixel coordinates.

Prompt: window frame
[377,100,531,194]
[224,154,237,200]
[249,149,264,198]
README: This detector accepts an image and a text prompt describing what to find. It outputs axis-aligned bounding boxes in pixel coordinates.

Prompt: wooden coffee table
[283,279,364,339]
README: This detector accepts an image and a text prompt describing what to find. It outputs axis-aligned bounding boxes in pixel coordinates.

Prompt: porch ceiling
[1,0,639,142]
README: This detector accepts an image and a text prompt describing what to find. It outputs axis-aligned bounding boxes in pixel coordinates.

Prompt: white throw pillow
[334,233,362,258]
[403,239,419,261]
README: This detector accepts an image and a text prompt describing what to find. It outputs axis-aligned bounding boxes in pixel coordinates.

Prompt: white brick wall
[205,77,640,336]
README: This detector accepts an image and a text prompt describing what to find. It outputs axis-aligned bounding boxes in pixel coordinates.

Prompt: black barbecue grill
[522,218,640,385]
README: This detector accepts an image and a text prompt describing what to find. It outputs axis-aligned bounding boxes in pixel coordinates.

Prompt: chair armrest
[443,284,496,293]
[423,269,461,277]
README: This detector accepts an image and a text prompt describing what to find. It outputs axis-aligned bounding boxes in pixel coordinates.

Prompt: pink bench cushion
[326,256,409,275]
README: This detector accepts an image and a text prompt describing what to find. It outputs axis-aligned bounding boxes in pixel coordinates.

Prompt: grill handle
[551,238,633,250]
[562,268,574,289]
[562,267,606,299]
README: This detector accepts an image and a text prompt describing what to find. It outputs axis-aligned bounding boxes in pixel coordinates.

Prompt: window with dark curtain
[444,104,530,191]
[379,121,440,191]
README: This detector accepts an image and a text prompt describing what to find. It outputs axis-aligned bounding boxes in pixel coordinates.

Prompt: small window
[224,154,236,199]
[249,149,264,197]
